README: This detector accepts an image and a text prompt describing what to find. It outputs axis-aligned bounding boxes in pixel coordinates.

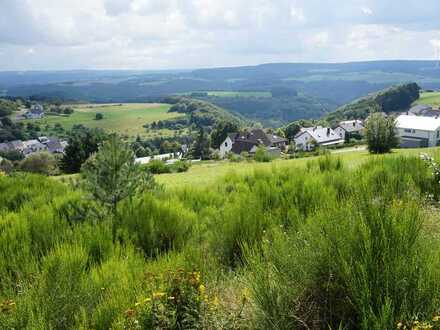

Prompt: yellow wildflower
[433,316,440,322]
[198,284,205,295]
[397,322,403,329]
[153,292,166,299]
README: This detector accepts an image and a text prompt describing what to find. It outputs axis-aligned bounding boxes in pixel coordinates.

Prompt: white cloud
[361,6,373,15]
[1,0,440,70]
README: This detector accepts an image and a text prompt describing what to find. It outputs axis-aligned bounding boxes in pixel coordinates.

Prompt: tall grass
[1,154,440,328]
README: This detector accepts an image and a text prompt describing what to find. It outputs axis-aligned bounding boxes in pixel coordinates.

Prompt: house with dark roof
[24,104,45,119]
[334,120,365,140]
[408,104,432,116]
[294,126,344,151]
[219,129,288,158]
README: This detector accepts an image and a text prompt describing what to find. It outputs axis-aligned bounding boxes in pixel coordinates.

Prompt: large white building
[395,115,440,148]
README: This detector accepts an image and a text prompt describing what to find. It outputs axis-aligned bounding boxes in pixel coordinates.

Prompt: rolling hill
[3,61,440,126]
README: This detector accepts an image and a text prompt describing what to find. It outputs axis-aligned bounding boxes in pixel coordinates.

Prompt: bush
[146,160,171,174]
[19,152,58,175]
[95,113,104,120]
[118,195,195,257]
[171,160,191,173]
[246,157,440,329]
[254,147,272,162]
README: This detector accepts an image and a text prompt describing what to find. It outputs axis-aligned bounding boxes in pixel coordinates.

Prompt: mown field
[25,103,182,137]
[415,91,440,107]
[3,147,440,329]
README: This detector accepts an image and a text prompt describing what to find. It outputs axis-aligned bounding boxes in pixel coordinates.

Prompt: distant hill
[3,61,440,126]
[324,83,421,125]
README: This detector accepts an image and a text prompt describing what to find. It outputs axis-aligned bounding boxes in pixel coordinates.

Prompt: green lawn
[415,92,440,107]
[25,103,182,137]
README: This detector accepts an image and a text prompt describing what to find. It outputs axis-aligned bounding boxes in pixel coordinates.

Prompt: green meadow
[415,91,440,107]
[26,103,182,137]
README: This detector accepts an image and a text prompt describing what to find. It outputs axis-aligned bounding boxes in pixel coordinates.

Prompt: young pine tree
[81,135,154,216]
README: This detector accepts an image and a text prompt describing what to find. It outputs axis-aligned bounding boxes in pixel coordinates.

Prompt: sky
[1,0,440,71]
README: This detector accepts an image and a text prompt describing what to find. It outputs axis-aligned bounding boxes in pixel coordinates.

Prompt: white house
[219,133,237,158]
[334,120,364,140]
[294,126,344,151]
[395,115,440,148]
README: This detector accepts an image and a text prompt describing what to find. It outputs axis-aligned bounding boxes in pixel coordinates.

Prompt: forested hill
[324,83,421,125]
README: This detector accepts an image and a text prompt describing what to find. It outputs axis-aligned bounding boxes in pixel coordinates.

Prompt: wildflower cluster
[119,270,219,329]
[397,315,440,330]
[421,153,440,184]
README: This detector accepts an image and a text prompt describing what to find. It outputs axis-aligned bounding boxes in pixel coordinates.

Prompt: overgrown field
[25,103,182,138]
[415,91,440,107]
[2,152,440,329]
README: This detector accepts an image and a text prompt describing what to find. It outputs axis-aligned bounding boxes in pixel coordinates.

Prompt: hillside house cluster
[219,129,288,158]
[0,137,67,157]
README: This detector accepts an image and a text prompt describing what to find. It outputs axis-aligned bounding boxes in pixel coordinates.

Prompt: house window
[225,142,228,147]
[437,130,440,139]
[404,129,412,133]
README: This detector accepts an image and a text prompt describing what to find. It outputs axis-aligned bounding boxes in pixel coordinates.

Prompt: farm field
[24,103,182,137]
[415,91,440,107]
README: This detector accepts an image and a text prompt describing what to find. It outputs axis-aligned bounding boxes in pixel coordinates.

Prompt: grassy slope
[156,147,439,188]
[56,147,440,188]
[25,103,182,137]
[415,91,440,107]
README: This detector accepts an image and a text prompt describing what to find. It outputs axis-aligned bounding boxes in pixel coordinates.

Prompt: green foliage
[167,97,244,128]
[118,195,195,257]
[61,126,108,173]
[19,152,58,175]
[1,152,440,329]
[326,83,421,125]
[210,120,240,149]
[191,128,211,160]
[366,113,398,154]
[81,135,153,215]
[253,147,272,163]
[95,112,104,120]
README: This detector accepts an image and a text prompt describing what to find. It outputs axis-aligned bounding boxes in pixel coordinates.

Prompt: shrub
[95,113,104,120]
[146,160,171,174]
[171,160,191,173]
[246,161,440,330]
[19,152,58,175]
[254,147,272,162]
[118,195,195,257]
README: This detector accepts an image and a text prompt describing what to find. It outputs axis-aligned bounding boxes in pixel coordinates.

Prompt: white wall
[396,128,440,147]
[294,132,314,151]
[219,136,233,158]
[334,127,346,140]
